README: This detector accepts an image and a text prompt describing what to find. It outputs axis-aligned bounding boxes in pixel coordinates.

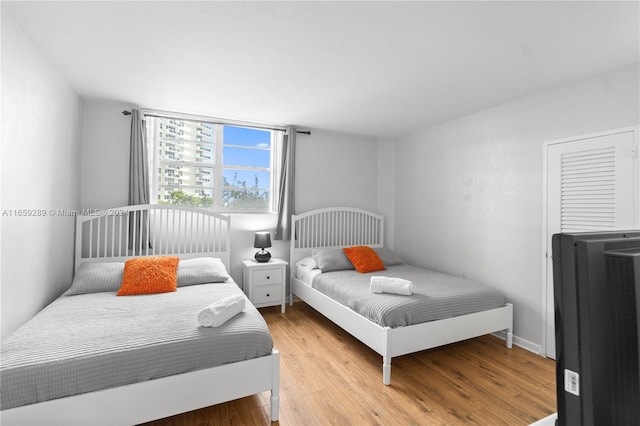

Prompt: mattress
[308,264,506,328]
[0,282,273,410]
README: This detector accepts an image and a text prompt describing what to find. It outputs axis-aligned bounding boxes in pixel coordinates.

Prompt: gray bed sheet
[311,264,506,328]
[0,282,273,410]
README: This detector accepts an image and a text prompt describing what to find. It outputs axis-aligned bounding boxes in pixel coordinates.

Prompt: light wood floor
[143,301,556,425]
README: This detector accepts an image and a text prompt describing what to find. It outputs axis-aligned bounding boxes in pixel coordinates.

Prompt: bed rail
[75,205,231,271]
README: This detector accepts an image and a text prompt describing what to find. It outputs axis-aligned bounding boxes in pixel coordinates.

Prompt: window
[146,115,279,212]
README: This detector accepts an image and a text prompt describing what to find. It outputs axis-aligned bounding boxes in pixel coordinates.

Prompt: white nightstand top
[242,258,288,268]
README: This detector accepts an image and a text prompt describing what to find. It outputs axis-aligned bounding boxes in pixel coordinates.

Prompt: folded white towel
[370,276,413,295]
[197,294,246,327]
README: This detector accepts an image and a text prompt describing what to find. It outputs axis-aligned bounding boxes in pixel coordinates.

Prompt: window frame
[145,110,282,213]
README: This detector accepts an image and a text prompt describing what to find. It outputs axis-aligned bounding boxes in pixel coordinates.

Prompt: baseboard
[514,335,543,355]
[492,330,543,356]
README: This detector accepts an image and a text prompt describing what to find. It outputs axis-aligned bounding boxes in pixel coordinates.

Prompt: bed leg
[270,392,279,422]
[505,303,514,349]
[383,357,391,386]
[271,350,280,421]
[382,328,392,385]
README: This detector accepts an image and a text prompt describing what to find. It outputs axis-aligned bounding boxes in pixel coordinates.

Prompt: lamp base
[254,249,271,263]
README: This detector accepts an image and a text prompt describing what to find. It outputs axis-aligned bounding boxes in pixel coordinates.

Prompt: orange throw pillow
[117,256,180,296]
[343,246,386,273]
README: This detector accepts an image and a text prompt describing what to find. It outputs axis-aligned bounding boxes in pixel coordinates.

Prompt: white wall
[79,105,380,287]
[295,128,379,213]
[81,101,133,209]
[392,63,639,352]
[377,139,396,248]
[1,12,83,337]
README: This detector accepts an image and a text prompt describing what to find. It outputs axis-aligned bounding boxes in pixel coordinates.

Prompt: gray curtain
[128,109,150,252]
[275,126,296,241]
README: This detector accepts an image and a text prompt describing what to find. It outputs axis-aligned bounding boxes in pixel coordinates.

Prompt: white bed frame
[1,204,280,426]
[289,207,513,385]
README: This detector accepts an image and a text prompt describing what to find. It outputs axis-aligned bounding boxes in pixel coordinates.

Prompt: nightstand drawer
[252,268,283,286]
[252,285,282,304]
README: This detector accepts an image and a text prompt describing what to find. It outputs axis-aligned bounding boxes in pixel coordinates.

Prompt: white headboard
[75,205,231,272]
[289,207,384,268]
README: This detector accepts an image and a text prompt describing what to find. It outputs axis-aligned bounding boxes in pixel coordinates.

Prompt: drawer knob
[266,293,270,297]
[266,276,270,280]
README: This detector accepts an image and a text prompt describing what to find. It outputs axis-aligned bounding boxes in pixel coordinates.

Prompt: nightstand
[242,258,288,313]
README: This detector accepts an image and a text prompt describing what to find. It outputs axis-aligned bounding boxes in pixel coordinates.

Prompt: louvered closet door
[545,128,638,359]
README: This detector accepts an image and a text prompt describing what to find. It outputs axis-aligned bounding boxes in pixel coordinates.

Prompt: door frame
[540,126,639,358]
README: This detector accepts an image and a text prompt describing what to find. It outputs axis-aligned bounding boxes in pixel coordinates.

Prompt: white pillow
[177,257,229,286]
[311,248,355,273]
[296,256,318,278]
[67,262,124,295]
[373,247,405,266]
[296,256,318,272]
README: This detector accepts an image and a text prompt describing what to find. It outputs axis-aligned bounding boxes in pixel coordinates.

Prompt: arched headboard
[75,205,231,271]
[289,207,384,267]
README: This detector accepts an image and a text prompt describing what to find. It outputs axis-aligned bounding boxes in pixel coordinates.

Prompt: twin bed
[0,205,280,425]
[1,205,513,424]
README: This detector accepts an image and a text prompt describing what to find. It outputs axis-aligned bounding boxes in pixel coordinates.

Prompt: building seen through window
[146,116,275,212]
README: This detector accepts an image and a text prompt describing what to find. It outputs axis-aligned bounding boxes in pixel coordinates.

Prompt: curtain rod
[122,110,311,135]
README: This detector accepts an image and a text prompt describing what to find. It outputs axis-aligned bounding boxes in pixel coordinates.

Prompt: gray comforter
[311,264,506,328]
[1,282,273,410]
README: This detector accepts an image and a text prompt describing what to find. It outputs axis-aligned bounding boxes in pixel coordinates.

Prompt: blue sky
[223,126,271,189]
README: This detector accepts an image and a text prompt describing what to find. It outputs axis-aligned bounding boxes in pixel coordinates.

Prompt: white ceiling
[3,1,639,139]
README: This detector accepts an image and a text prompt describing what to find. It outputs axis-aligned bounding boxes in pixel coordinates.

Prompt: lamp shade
[254,232,272,249]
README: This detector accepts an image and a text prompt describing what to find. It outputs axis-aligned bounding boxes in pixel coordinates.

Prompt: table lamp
[254,231,272,263]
